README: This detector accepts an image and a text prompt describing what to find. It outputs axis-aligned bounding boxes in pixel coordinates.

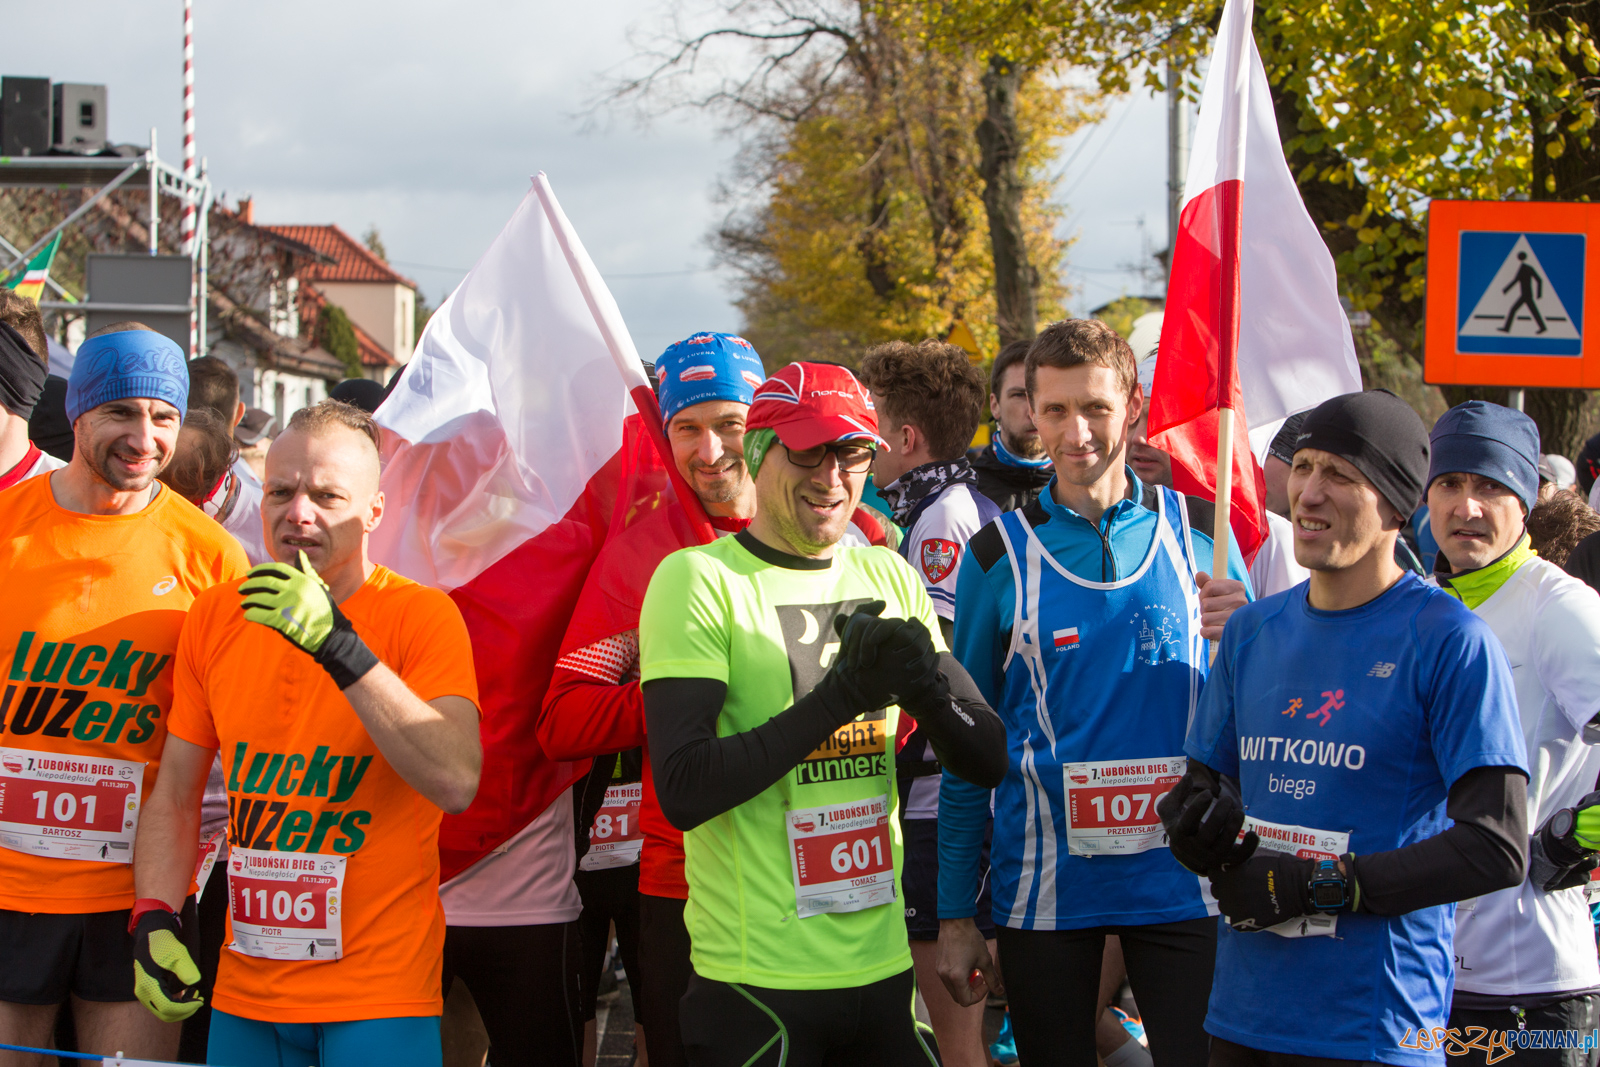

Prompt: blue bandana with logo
[655,332,765,424]
[66,330,188,423]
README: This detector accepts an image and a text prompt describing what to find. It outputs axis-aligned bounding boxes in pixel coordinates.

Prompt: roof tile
[261,224,417,288]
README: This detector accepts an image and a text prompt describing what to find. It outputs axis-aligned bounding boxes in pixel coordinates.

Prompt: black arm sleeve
[1350,765,1528,915]
[901,653,1008,790]
[643,677,860,832]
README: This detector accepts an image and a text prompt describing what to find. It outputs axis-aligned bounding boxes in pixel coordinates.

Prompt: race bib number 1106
[0,748,143,863]
[227,847,345,961]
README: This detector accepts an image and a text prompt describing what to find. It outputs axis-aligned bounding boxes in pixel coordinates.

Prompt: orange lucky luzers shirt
[0,476,249,912]
[167,564,479,1024]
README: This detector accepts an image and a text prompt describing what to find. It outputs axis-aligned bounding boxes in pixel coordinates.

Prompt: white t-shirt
[23,448,65,481]
[210,472,269,565]
[895,480,994,820]
[1249,510,1310,599]
[1452,556,1600,997]
[438,790,582,927]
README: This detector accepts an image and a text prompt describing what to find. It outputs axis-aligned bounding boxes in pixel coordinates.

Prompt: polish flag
[372,174,710,881]
[1053,627,1080,648]
[1149,0,1362,565]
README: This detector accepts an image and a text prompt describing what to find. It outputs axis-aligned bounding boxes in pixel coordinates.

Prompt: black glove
[1209,849,1320,932]
[809,602,896,722]
[1157,766,1257,876]
[132,908,204,1021]
[813,603,943,724]
[873,618,945,712]
[1529,791,1600,892]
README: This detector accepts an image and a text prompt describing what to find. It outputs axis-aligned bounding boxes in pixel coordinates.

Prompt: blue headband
[655,332,765,424]
[66,330,189,424]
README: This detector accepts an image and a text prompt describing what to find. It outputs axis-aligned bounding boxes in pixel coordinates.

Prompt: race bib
[1063,757,1185,856]
[1241,816,1350,938]
[194,828,227,901]
[579,782,643,872]
[0,747,143,863]
[786,795,896,918]
[226,846,345,961]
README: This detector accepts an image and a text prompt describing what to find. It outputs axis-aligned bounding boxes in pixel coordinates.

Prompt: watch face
[1552,809,1577,840]
[1312,883,1344,909]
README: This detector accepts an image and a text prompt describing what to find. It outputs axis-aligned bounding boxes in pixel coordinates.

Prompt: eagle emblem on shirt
[920,538,960,583]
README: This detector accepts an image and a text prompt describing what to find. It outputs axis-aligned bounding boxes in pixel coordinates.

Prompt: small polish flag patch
[1053,627,1080,648]
[679,365,717,381]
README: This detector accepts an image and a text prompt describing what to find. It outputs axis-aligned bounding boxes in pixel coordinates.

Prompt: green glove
[240,550,378,689]
[132,909,203,1022]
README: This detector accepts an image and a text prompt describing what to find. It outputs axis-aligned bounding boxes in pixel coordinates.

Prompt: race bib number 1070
[1063,757,1184,857]
[0,748,143,863]
[227,846,345,961]
[786,796,896,918]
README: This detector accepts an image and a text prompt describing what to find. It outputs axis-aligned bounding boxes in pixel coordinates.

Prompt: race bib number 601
[1064,757,1184,856]
[227,847,346,961]
[0,748,143,863]
[786,796,896,918]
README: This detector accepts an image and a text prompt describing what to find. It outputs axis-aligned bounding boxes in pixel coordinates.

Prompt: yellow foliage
[718,12,1099,369]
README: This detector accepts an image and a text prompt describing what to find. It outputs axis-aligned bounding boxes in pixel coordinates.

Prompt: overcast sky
[7,0,1176,359]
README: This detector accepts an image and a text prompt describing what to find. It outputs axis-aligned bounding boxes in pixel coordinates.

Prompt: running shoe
[1110,1005,1148,1047]
[990,1012,1019,1066]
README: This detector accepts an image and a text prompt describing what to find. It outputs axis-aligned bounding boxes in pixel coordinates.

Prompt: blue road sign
[1457,231,1585,356]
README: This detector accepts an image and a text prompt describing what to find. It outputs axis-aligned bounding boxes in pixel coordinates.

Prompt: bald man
[132,399,482,1067]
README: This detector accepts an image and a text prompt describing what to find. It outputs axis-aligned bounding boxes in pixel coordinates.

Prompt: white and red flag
[1150,0,1362,564]
[372,174,710,881]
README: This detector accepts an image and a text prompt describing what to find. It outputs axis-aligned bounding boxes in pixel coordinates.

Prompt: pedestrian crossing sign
[1425,200,1600,388]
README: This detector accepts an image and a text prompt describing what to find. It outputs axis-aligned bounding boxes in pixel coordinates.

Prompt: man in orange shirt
[131,400,482,1067]
[0,323,249,1063]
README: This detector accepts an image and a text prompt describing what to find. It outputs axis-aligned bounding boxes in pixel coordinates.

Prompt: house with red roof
[261,222,419,380]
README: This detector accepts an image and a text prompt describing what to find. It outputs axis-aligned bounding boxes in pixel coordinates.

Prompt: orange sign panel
[1424,200,1600,388]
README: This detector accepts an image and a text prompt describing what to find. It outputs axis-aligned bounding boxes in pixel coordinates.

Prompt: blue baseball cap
[655,332,765,424]
[66,328,188,424]
[1427,400,1541,513]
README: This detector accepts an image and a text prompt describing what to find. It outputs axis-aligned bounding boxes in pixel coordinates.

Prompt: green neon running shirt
[639,534,945,989]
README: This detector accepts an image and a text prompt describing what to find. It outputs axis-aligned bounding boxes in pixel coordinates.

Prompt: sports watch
[1307,858,1347,913]
[1546,806,1578,843]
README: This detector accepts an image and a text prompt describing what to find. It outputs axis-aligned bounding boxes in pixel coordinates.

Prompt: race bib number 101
[0,748,143,863]
[1064,757,1184,857]
[786,796,896,918]
[227,847,345,961]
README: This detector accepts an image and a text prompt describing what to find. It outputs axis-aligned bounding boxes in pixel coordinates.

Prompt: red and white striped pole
[181,0,197,353]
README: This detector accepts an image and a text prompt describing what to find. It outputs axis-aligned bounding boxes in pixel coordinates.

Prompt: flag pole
[1210,407,1233,664]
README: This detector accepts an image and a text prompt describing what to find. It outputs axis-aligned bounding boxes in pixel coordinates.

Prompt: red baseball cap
[745,362,889,451]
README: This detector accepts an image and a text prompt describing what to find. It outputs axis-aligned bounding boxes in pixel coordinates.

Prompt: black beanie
[1578,433,1600,498]
[1267,412,1308,467]
[1294,390,1430,517]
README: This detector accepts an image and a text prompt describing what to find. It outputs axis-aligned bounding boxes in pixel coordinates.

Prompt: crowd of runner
[1,282,1599,1067]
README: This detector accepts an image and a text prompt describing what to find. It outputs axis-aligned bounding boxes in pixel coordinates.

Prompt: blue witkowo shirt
[1186,573,1526,1066]
[941,471,1251,929]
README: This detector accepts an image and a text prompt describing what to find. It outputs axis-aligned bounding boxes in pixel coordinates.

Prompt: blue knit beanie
[1427,400,1540,513]
[66,329,188,424]
[655,332,765,424]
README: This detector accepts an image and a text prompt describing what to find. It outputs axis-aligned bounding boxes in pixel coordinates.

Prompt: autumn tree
[612,1,1095,366]
[916,0,1600,449]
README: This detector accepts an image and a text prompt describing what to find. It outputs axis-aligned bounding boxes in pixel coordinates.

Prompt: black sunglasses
[784,441,876,473]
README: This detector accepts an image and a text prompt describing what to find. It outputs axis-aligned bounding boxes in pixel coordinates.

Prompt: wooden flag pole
[1210,407,1234,664]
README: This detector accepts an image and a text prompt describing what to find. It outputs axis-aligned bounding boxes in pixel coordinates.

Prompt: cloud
[9,0,743,358]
